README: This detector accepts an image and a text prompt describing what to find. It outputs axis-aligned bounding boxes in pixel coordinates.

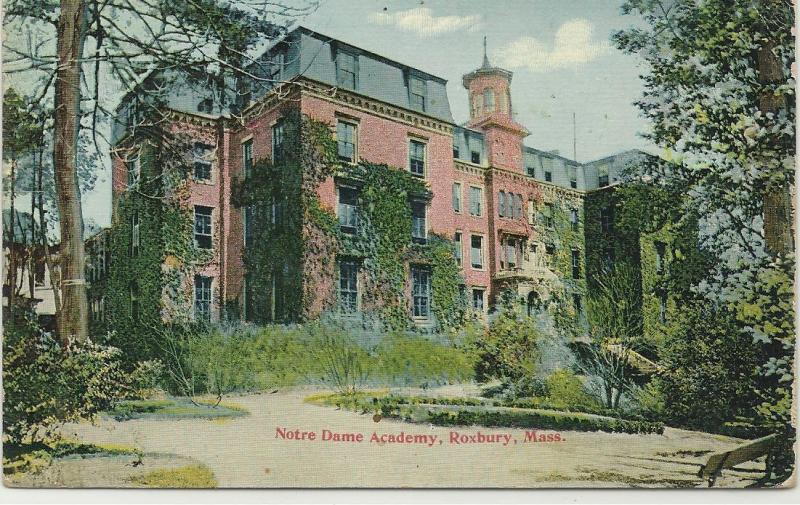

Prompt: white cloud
[369,7,482,37]
[496,19,610,71]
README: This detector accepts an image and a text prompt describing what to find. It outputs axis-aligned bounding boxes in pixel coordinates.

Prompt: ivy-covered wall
[231,113,467,331]
[102,130,216,361]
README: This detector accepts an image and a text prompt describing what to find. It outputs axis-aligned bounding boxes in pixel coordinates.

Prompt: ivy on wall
[231,113,467,331]
[101,130,215,361]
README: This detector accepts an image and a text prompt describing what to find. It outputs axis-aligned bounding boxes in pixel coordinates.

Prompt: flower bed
[307,392,665,435]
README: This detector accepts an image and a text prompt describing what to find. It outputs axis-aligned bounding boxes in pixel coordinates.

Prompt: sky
[7,0,655,229]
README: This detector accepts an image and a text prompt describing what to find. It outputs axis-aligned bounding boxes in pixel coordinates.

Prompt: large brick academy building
[97,27,657,332]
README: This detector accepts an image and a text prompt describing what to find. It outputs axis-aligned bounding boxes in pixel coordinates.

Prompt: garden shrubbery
[156,322,477,397]
[2,313,161,446]
[307,392,665,435]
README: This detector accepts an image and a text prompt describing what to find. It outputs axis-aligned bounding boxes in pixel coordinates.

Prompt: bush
[543,369,598,410]
[474,310,544,381]
[307,392,665,435]
[373,333,476,387]
[2,318,162,445]
[306,323,371,395]
[481,376,549,401]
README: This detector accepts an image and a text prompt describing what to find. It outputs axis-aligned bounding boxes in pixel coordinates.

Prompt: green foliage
[474,308,544,381]
[373,333,477,387]
[652,300,763,433]
[2,318,162,445]
[105,398,247,421]
[129,464,217,488]
[544,369,597,410]
[308,392,664,435]
[305,323,371,394]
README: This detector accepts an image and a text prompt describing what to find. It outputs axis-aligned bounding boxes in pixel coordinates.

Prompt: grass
[129,464,217,488]
[3,439,141,476]
[105,397,248,421]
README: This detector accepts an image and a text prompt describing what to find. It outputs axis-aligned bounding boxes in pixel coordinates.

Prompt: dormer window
[409,75,427,111]
[598,164,610,187]
[270,49,286,84]
[197,98,213,114]
[336,50,357,90]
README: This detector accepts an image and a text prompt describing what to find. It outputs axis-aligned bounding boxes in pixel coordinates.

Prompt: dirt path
[60,387,763,488]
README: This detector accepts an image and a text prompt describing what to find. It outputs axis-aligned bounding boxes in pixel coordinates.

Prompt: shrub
[543,369,598,410]
[373,333,476,387]
[307,392,665,435]
[305,323,371,395]
[482,376,549,401]
[474,310,544,381]
[2,318,162,445]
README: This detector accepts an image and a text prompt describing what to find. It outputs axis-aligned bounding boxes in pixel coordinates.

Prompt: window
[126,153,140,187]
[194,206,212,249]
[337,186,359,233]
[130,282,140,321]
[452,183,462,213]
[409,75,426,111]
[336,50,357,90]
[501,236,521,270]
[194,275,212,322]
[543,157,553,182]
[469,186,483,216]
[570,208,579,232]
[409,139,426,177]
[471,150,480,164]
[601,206,613,233]
[470,235,483,269]
[338,259,359,314]
[545,169,552,182]
[472,288,485,312]
[269,49,285,83]
[131,211,140,257]
[337,121,357,163]
[598,164,609,187]
[571,249,581,279]
[453,144,460,158]
[545,243,556,255]
[411,201,427,244]
[514,194,523,219]
[197,98,213,114]
[569,166,577,189]
[453,232,463,266]
[272,120,285,163]
[573,294,582,319]
[655,241,667,275]
[483,89,495,112]
[498,191,507,218]
[411,266,431,318]
[542,203,554,228]
[526,165,535,178]
[242,139,253,177]
[602,247,615,272]
[193,142,213,182]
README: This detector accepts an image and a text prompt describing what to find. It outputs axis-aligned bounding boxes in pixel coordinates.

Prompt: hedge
[308,392,665,435]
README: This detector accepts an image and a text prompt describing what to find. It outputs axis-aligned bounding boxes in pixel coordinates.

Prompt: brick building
[100,27,651,334]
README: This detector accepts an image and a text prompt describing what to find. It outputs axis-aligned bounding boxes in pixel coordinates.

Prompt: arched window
[527,291,540,317]
[483,88,495,112]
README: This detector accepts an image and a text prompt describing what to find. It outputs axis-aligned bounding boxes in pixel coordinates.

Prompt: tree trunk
[8,159,17,313]
[53,0,89,342]
[29,157,36,302]
[757,37,794,257]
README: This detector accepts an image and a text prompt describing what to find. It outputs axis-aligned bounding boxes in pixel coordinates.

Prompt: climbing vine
[232,113,467,331]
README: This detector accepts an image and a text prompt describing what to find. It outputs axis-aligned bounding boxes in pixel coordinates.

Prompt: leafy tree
[616,0,795,482]
[4,0,319,342]
[474,308,544,382]
[578,263,643,409]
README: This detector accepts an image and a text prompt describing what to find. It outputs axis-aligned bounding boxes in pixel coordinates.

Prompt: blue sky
[78,0,654,227]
